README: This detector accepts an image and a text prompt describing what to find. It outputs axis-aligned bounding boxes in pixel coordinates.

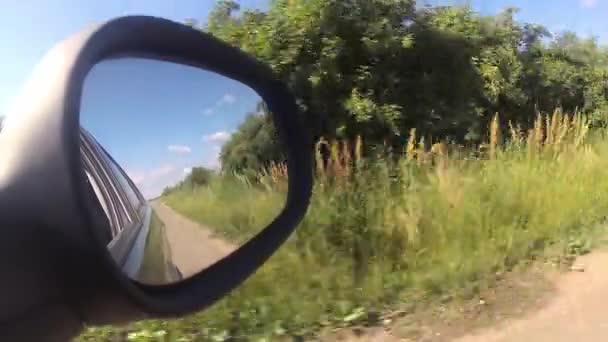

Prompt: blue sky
[1,0,606,197]
[81,58,261,198]
[457,0,608,43]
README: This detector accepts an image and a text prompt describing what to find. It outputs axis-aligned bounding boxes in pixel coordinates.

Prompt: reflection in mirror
[80,58,287,285]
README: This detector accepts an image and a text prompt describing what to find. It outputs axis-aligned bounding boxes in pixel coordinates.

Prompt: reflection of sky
[81,58,260,199]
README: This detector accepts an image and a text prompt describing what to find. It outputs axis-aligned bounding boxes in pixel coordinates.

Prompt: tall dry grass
[80,110,608,341]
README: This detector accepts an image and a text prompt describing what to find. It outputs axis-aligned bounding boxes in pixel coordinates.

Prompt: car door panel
[80,128,181,284]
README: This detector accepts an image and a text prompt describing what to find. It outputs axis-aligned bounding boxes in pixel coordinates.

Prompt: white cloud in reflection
[126,164,178,199]
[202,93,237,116]
[167,144,192,154]
[220,93,236,105]
[203,131,231,143]
[581,0,598,8]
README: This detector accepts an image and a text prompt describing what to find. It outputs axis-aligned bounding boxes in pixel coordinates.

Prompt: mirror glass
[79,58,287,285]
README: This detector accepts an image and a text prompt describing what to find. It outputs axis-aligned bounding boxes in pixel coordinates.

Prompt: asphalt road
[150,201,235,278]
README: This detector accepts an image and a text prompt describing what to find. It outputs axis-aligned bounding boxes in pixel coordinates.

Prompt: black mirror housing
[0,15,312,340]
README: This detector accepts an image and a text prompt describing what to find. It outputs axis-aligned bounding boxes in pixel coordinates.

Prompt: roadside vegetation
[79,0,608,340]
[161,167,287,244]
[80,112,608,341]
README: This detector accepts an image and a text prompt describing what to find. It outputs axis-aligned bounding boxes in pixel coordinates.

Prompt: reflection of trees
[219,103,284,174]
[161,167,215,195]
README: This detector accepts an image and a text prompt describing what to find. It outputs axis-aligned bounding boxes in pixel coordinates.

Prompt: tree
[198,0,608,167]
[161,166,216,196]
[219,105,284,174]
[190,167,214,186]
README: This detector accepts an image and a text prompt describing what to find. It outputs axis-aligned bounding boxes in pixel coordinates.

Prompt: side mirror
[0,16,312,340]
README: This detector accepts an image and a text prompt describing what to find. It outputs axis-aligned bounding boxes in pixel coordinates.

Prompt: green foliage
[190,167,214,186]
[79,1,608,339]
[219,109,284,174]
[80,124,608,341]
[161,166,216,196]
[199,0,608,159]
[163,173,285,243]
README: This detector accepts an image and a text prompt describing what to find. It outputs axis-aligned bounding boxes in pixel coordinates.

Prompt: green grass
[78,114,608,341]
[162,175,286,244]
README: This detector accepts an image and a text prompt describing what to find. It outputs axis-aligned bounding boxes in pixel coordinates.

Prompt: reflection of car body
[80,128,182,284]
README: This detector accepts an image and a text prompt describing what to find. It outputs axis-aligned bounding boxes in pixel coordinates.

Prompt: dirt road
[328,251,608,342]
[455,251,608,342]
[150,201,235,278]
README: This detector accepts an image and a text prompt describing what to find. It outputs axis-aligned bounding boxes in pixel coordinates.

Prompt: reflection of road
[150,201,235,278]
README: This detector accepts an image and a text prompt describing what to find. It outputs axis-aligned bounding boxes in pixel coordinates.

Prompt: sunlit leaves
[202,0,608,168]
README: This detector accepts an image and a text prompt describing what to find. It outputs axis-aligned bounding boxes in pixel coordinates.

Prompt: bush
[79,111,608,341]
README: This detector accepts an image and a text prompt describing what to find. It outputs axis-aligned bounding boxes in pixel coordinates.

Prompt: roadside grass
[162,173,286,244]
[78,111,608,341]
